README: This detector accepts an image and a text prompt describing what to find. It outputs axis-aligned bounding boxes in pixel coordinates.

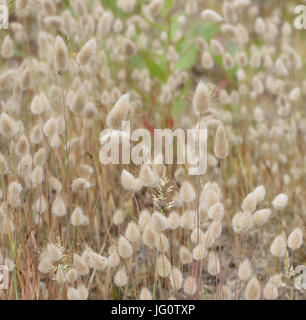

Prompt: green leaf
[197,23,219,40]
[143,55,167,82]
[174,47,198,70]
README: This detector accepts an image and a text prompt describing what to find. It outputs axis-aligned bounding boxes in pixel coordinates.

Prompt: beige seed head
[214,125,229,159]
[152,211,168,232]
[30,125,43,144]
[192,81,211,115]
[67,287,80,300]
[118,236,133,259]
[114,267,128,287]
[125,222,140,243]
[66,269,78,283]
[106,93,130,129]
[76,38,97,65]
[139,288,152,300]
[208,202,224,221]
[1,35,14,59]
[54,36,68,72]
[113,209,126,226]
[73,253,89,276]
[263,282,278,300]
[270,234,287,257]
[208,252,220,276]
[169,268,183,291]
[167,211,180,230]
[138,209,151,231]
[15,135,29,157]
[238,211,254,232]
[31,165,44,185]
[201,51,214,69]
[183,276,197,296]
[139,164,157,187]
[238,258,252,281]
[253,185,266,203]
[287,228,303,250]
[156,254,171,278]
[201,9,223,23]
[180,181,196,203]
[155,233,169,253]
[242,192,257,213]
[71,207,85,226]
[142,225,156,248]
[253,209,271,226]
[245,277,261,300]
[47,243,62,262]
[179,246,192,265]
[51,195,66,217]
[272,193,288,210]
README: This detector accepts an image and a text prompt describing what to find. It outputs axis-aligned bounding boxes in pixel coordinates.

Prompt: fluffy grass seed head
[114,267,128,287]
[245,277,261,300]
[270,233,287,257]
[287,228,303,250]
[180,181,196,203]
[253,209,271,226]
[183,276,197,296]
[76,38,97,65]
[118,236,133,259]
[208,252,220,276]
[51,195,66,217]
[54,36,68,72]
[125,222,140,242]
[169,267,183,291]
[214,125,229,159]
[139,288,152,300]
[263,282,279,300]
[192,81,211,115]
[272,193,288,210]
[156,254,171,278]
[238,258,252,281]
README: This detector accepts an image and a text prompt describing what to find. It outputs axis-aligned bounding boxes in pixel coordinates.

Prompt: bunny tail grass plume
[183,276,197,296]
[106,93,130,129]
[245,277,261,300]
[47,243,62,262]
[270,233,287,257]
[214,125,229,159]
[114,267,128,287]
[1,35,14,59]
[193,81,211,115]
[207,252,220,276]
[179,181,196,203]
[113,209,126,226]
[253,209,271,226]
[169,268,183,291]
[139,164,157,187]
[287,228,303,250]
[238,258,252,281]
[118,236,133,259]
[76,38,97,65]
[201,9,223,23]
[263,282,279,300]
[125,222,140,242]
[54,36,68,72]
[156,254,171,277]
[272,193,288,210]
[139,288,152,300]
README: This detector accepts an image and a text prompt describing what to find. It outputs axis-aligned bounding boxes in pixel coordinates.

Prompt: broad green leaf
[174,46,198,70]
[143,56,167,82]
